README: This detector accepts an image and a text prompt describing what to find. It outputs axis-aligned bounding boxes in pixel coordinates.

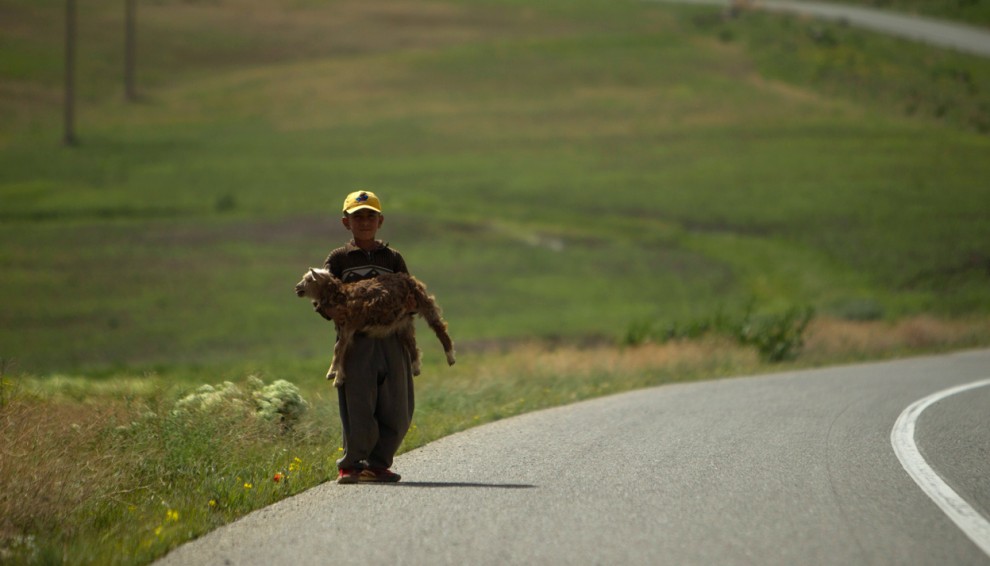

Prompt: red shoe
[359,467,401,483]
[337,468,361,484]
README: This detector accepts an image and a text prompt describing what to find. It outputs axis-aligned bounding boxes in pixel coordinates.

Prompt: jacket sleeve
[393,250,409,274]
[324,250,343,278]
[319,250,341,320]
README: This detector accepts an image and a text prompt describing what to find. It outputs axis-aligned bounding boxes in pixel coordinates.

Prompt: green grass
[3,3,989,371]
[2,0,990,561]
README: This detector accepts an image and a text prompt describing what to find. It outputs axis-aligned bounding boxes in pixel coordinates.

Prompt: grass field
[2,0,990,562]
[3,0,989,372]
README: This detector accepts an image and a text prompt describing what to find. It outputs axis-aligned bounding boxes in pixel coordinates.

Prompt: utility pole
[125,0,137,101]
[63,0,78,146]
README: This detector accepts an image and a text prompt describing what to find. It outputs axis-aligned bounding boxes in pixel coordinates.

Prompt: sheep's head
[294,268,337,300]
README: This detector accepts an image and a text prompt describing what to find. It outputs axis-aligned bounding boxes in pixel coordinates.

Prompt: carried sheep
[294,268,455,387]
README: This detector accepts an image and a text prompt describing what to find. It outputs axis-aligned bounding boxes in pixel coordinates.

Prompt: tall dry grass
[0,398,123,540]
[0,376,338,564]
[803,316,990,361]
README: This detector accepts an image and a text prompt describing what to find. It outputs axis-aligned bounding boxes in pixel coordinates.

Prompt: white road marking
[891,378,990,557]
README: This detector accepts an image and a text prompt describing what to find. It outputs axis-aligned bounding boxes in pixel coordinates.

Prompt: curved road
[654,0,990,58]
[157,348,990,565]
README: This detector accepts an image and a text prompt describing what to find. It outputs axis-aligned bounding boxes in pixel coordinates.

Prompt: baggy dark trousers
[336,333,414,471]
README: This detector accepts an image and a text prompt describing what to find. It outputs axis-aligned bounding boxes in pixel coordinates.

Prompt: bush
[624,305,814,363]
[171,377,308,429]
[622,319,657,347]
[736,306,814,362]
[250,377,308,427]
[830,298,884,321]
[662,309,736,342]
[172,381,247,416]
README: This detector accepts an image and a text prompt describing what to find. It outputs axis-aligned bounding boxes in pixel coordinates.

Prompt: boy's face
[342,209,384,241]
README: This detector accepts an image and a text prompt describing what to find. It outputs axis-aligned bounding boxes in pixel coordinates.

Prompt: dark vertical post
[64,0,78,146]
[125,0,137,101]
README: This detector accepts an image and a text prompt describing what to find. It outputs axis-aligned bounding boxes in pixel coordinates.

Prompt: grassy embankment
[1,0,989,562]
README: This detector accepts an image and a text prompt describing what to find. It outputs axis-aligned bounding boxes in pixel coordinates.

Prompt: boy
[320,190,413,484]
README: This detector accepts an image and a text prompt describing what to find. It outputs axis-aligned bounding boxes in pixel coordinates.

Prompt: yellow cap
[342,190,382,215]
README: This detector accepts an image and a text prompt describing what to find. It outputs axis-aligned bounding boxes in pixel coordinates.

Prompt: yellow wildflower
[244,482,253,489]
[166,510,179,522]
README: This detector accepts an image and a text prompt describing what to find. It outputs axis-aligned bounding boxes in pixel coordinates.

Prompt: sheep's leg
[418,297,455,366]
[397,322,422,376]
[325,330,341,382]
[329,329,354,387]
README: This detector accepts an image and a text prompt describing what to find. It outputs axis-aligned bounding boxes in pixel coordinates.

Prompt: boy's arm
[315,251,342,321]
[323,252,341,277]
[394,250,409,274]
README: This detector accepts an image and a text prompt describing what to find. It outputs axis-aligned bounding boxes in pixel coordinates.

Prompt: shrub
[736,306,814,362]
[171,377,308,428]
[624,305,814,363]
[172,381,247,417]
[250,377,308,427]
[622,319,657,347]
[830,298,885,321]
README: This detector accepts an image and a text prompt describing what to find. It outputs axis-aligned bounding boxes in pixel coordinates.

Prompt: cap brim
[345,205,382,214]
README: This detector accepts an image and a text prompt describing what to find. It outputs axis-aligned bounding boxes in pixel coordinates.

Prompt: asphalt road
[156,348,990,565]
[653,0,990,58]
